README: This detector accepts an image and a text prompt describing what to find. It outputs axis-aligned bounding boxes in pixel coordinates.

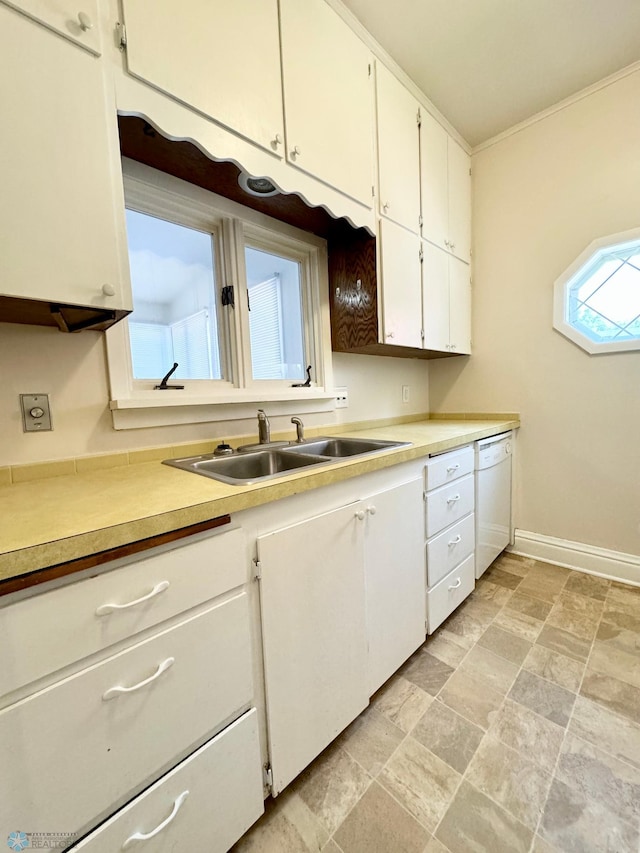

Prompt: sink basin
[287,436,410,458]
[164,449,328,485]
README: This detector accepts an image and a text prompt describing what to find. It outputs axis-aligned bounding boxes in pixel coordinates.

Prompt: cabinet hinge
[418,214,423,229]
[221,285,235,308]
[116,22,127,49]
[423,490,428,501]
[263,763,274,790]
[421,328,425,341]
[372,184,375,198]
[419,246,424,263]
[368,63,372,77]
[469,167,472,176]
[417,108,422,128]
[253,559,262,581]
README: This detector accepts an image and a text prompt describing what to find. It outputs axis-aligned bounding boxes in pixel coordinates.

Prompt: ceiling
[340,0,640,147]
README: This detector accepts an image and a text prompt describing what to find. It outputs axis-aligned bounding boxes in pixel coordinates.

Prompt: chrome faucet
[291,417,305,443]
[257,409,270,444]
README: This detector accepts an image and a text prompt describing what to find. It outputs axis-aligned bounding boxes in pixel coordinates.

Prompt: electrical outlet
[20,393,52,432]
[402,385,410,403]
[335,387,349,408]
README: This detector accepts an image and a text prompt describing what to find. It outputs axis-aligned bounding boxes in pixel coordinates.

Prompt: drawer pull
[446,494,461,504]
[103,657,175,701]
[122,790,189,848]
[448,535,462,546]
[96,581,170,616]
[446,464,460,473]
[448,578,462,591]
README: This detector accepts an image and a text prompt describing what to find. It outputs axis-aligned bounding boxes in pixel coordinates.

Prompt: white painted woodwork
[257,502,368,794]
[379,218,422,348]
[0,6,131,310]
[375,62,421,233]
[426,553,475,633]
[449,254,472,354]
[279,0,373,206]
[448,139,472,262]
[0,596,253,835]
[1,0,102,54]
[364,478,426,695]
[72,710,264,853]
[121,0,284,155]
[424,474,475,538]
[422,240,450,352]
[426,513,475,587]
[0,527,246,701]
[419,110,449,251]
[424,445,474,491]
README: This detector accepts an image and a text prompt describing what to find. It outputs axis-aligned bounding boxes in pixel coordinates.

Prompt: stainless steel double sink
[163,436,411,485]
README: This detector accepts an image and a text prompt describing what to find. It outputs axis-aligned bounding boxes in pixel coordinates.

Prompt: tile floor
[232,554,640,853]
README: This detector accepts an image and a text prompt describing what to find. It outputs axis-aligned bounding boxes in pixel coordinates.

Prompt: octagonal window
[554,229,640,354]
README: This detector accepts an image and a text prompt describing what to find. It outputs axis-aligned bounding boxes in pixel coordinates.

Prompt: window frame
[553,227,640,355]
[106,159,334,429]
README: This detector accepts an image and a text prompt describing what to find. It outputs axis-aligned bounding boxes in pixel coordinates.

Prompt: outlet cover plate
[335,387,349,409]
[20,393,52,432]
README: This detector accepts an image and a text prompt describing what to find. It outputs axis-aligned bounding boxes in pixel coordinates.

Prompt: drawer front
[71,709,264,853]
[424,445,473,491]
[0,593,253,838]
[426,513,475,587]
[425,474,474,538]
[0,526,246,700]
[427,554,475,634]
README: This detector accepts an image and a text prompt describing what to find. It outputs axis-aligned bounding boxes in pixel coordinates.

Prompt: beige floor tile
[490,698,565,773]
[438,668,505,730]
[482,566,523,590]
[295,745,371,835]
[596,619,640,656]
[556,732,640,827]
[465,733,552,829]
[508,670,575,728]
[505,591,553,621]
[232,789,330,853]
[442,600,499,644]
[477,624,532,665]
[471,579,514,608]
[424,629,469,668]
[545,594,602,642]
[535,624,591,662]
[540,777,639,853]
[564,571,610,601]
[321,841,341,853]
[401,650,455,697]
[569,695,640,770]
[371,676,434,734]
[532,835,559,853]
[602,601,640,631]
[411,698,484,773]
[493,608,544,643]
[338,707,404,776]
[527,562,571,584]
[423,838,450,853]
[435,780,533,853]
[554,590,604,619]
[379,737,460,832]
[523,644,585,692]
[333,781,430,853]
[589,641,640,690]
[608,582,640,613]
[459,645,519,695]
[580,669,640,725]
[493,554,533,577]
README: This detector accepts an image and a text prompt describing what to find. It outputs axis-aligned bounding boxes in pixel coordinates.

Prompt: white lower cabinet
[427,554,475,633]
[71,709,263,852]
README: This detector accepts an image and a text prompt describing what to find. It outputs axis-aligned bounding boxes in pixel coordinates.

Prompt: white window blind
[171,310,214,379]
[129,321,172,380]
[249,275,284,379]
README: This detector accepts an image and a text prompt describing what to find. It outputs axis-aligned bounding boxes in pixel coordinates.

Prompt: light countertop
[0,418,518,585]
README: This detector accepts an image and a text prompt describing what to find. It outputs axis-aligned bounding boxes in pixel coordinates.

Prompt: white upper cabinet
[279,0,374,206]
[420,111,471,263]
[2,0,101,54]
[120,0,284,155]
[375,62,421,233]
[379,219,422,349]
[0,5,131,311]
[422,241,471,354]
[449,253,472,354]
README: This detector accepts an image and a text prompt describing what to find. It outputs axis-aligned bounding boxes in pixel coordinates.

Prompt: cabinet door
[0,6,130,310]
[258,503,368,794]
[121,0,283,155]
[448,139,472,263]
[364,478,425,696]
[449,255,472,354]
[419,110,449,252]
[422,241,450,352]
[379,219,422,348]
[375,63,420,233]
[280,0,373,205]
[2,0,101,54]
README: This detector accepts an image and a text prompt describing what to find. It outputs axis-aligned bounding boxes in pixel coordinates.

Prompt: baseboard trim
[510,530,640,587]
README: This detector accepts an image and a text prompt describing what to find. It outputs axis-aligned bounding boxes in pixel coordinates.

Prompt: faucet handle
[291,417,305,443]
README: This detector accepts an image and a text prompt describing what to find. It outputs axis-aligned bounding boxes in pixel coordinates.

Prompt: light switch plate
[20,394,52,432]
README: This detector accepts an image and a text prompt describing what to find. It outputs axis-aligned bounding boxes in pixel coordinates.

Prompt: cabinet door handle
[122,790,189,848]
[446,494,461,504]
[272,133,282,148]
[96,581,170,616]
[382,201,390,212]
[446,464,460,473]
[78,10,93,30]
[102,657,174,701]
[448,577,462,591]
[448,535,462,546]
[290,145,301,158]
[367,505,377,515]
[355,510,366,521]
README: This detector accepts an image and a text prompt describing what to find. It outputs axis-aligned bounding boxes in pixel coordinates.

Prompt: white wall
[0,323,429,467]
[429,69,640,556]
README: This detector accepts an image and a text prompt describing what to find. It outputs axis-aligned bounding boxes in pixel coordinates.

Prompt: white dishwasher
[474,432,513,578]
